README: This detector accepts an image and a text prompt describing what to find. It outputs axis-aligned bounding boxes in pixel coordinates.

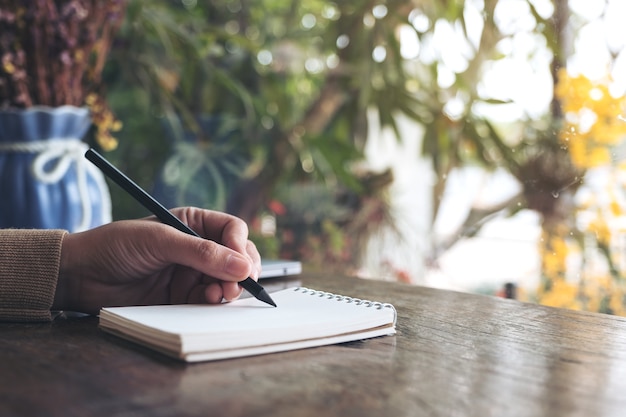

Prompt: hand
[53,207,261,314]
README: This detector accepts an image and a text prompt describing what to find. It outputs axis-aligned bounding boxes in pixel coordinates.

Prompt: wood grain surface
[2,272,626,417]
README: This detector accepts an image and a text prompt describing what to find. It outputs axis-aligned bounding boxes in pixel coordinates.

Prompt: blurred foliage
[99,0,626,289]
[100,0,517,266]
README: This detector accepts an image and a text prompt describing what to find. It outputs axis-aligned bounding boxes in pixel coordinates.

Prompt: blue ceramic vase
[0,106,112,231]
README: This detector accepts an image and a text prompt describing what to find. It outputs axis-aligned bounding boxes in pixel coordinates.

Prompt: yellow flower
[543,70,626,315]
[562,135,587,168]
[539,230,571,282]
[610,199,623,217]
[96,133,119,152]
[556,70,626,170]
[587,146,612,167]
[84,93,121,151]
[589,119,626,145]
[539,279,581,310]
[2,61,15,74]
[85,94,98,106]
[588,217,611,245]
[74,50,85,63]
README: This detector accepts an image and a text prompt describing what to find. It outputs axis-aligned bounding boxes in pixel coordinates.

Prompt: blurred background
[89,0,626,314]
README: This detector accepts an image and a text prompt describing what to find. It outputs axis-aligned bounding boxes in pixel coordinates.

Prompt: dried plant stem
[0,0,126,109]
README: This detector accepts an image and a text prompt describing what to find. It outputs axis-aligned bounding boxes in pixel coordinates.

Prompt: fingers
[172,207,250,253]
[162,235,252,282]
[163,207,261,281]
[246,240,262,279]
[186,281,241,304]
[218,281,243,302]
[145,207,262,304]
[60,207,259,311]
[178,279,241,304]
[201,281,242,303]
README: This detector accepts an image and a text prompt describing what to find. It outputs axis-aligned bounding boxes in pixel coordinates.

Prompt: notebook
[99,287,397,362]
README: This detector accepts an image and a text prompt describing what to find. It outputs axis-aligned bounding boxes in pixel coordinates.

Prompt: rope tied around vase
[0,139,112,232]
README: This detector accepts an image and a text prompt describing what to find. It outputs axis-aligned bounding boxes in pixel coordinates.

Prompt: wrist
[53,233,75,311]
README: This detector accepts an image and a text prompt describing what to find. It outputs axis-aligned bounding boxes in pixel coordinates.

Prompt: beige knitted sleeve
[0,229,67,322]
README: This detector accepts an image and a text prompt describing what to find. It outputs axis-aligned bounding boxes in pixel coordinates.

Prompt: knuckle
[229,215,248,231]
[195,239,220,262]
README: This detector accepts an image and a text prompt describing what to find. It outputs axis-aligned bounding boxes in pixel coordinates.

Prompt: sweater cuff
[0,229,68,322]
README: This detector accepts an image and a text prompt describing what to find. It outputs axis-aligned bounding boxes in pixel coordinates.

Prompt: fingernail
[225,254,250,277]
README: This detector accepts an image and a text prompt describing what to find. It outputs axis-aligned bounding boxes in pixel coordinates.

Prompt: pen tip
[258,289,277,307]
[239,277,277,307]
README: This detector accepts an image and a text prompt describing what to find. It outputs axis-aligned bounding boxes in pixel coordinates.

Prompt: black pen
[85,148,277,307]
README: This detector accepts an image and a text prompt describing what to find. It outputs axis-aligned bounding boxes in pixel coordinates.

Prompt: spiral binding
[294,287,395,312]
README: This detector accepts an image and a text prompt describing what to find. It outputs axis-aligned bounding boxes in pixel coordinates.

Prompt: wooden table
[3,272,626,417]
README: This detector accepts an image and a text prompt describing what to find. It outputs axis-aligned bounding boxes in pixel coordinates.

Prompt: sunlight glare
[399,25,420,59]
